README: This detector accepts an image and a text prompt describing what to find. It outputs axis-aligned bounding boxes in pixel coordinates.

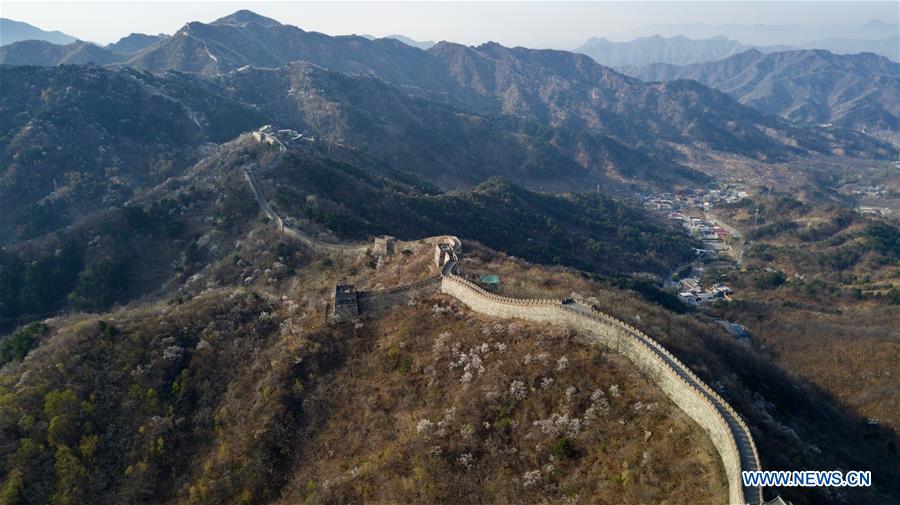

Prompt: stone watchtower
[329,284,359,323]
[434,243,453,267]
[373,235,396,256]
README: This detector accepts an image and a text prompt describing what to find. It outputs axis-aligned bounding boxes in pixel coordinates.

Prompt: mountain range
[575,35,767,68]
[605,20,900,47]
[575,33,898,68]
[0,18,77,46]
[3,13,897,138]
[629,49,900,131]
[108,11,890,155]
[1,10,894,237]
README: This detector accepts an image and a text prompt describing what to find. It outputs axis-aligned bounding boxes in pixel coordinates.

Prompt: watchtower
[373,235,397,256]
[434,244,452,267]
[330,284,359,323]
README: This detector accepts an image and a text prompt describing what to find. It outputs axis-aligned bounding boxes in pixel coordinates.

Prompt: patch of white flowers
[533,412,582,437]
[417,418,434,435]
[522,469,542,488]
[556,356,568,371]
[524,352,549,365]
[431,304,452,315]
[608,384,621,398]
[457,452,474,469]
[450,344,487,383]
[583,388,611,424]
[435,407,455,437]
[509,380,527,401]
[432,331,451,356]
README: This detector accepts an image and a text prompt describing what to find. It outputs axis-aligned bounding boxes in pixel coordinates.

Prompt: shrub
[0,323,48,365]
[751,271,786,289]
[553,437,576,460]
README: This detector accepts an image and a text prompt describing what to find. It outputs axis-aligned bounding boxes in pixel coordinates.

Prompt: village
[638,184,747,307]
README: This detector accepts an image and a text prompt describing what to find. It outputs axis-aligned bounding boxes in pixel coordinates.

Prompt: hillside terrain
[630,49,900,131]
[254,142,697,274]
[574,33,900,69]
[1,203,897,504]
[0,134,695,336]
[703,196,900,433]
[0,63,708,246]
[0,231,735,504]
[0,32,168,65]
[0,40,127,66]
[794,36,900,61]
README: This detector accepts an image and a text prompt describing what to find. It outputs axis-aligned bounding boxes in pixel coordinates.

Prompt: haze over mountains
[605,19,899,46]
[0,18,78,46]
[575,35,760,67]
[361,33,436,50]
[575,33,899,68]
[630,49,900,131]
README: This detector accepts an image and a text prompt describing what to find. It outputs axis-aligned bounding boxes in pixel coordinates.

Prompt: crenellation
[440,272,759,504]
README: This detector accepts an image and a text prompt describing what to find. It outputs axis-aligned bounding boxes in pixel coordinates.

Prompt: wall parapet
[440,273,761,505]
[358,276,441,298]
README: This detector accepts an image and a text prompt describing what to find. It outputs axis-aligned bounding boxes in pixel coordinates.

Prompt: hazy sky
[3,1,898,48]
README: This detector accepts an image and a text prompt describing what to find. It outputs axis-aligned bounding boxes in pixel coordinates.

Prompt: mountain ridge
[575,34,759,68]
[0,18,78,46]
[629,48,900,130]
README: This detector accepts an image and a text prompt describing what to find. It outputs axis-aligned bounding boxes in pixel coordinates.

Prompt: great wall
[245,131,764,505]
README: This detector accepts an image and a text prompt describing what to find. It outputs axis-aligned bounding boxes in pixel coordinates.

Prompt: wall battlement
[441,273,761,505]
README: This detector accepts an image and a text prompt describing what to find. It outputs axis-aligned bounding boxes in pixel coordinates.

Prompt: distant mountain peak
[575,34,751,67]
[106,32,168,54]
[0,18,78,46]
[382,34,435,50]
[211,10,282,27]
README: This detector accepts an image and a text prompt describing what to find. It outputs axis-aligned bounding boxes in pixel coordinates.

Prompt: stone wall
[358,276,441,313]
[243,167,369,257]
[441,274,759,505]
